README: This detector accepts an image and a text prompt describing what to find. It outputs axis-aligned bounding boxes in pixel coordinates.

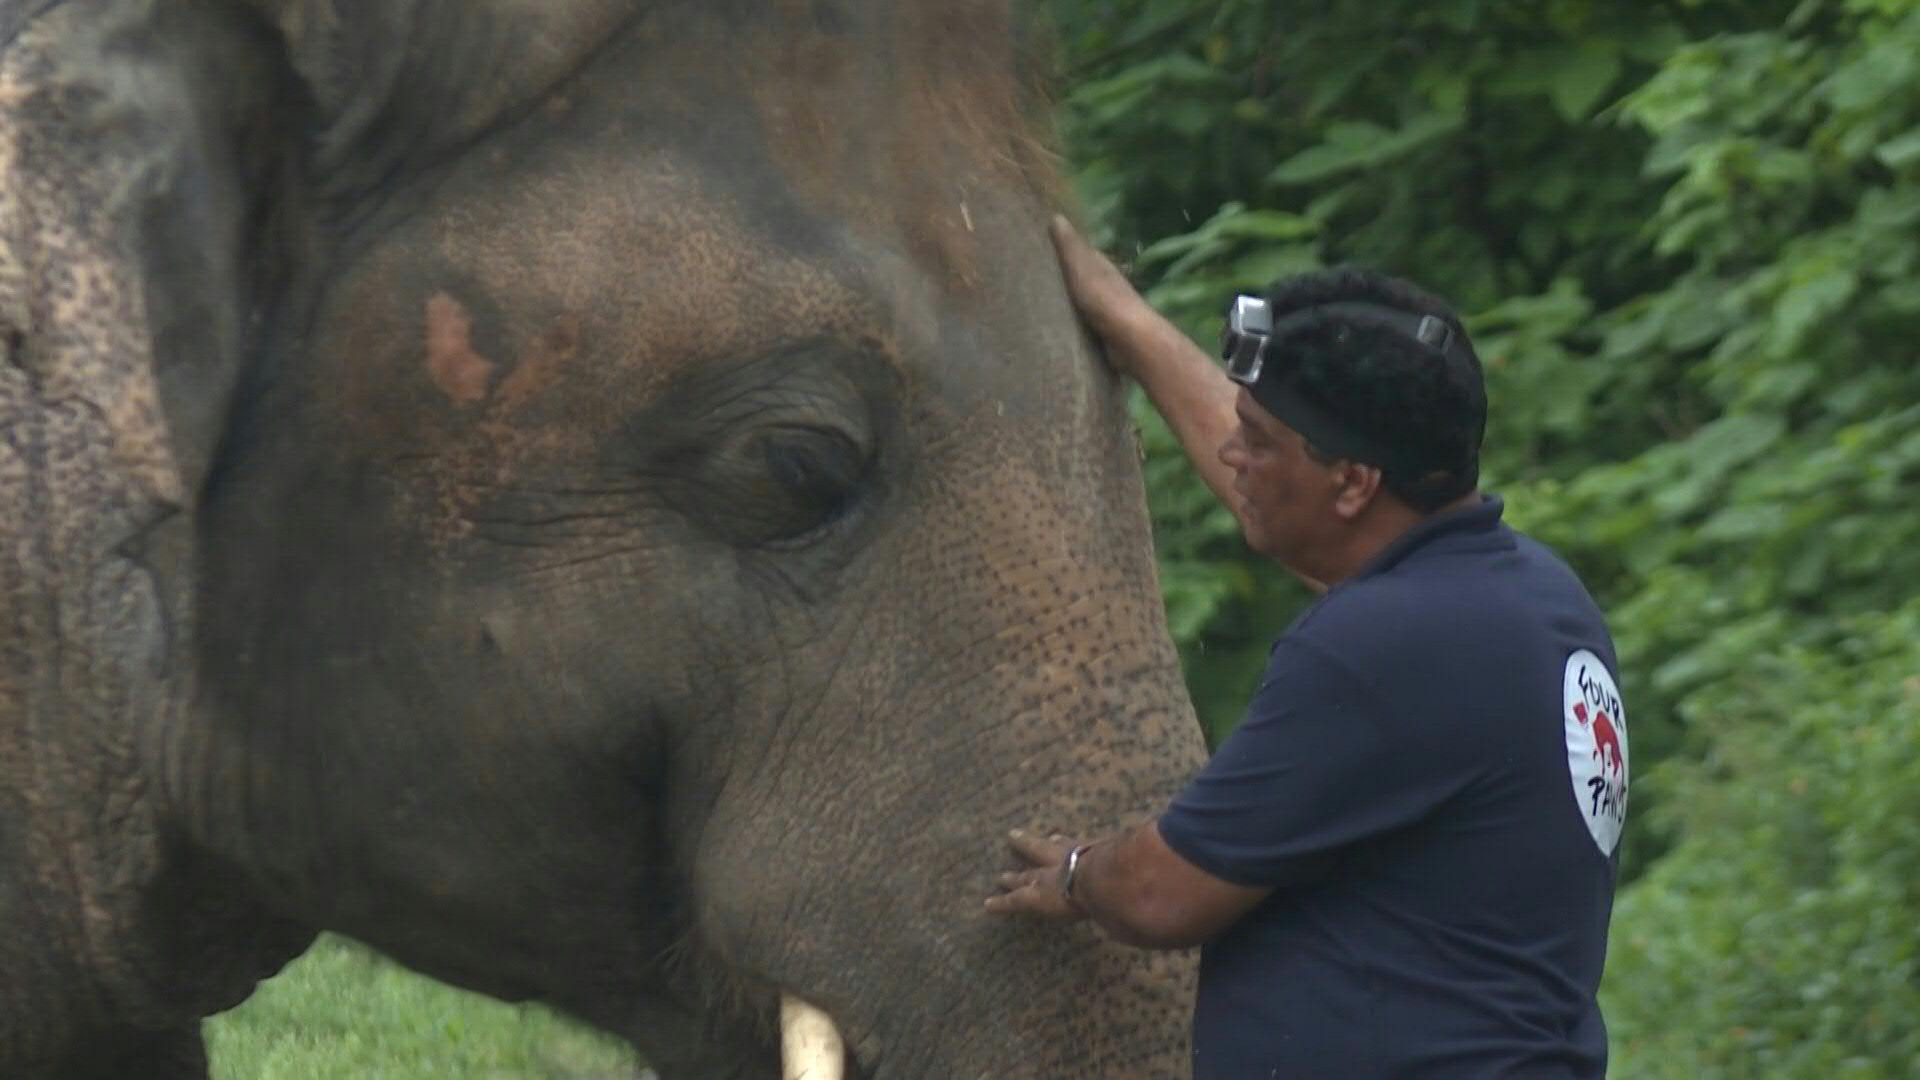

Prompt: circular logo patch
[1563,650,1628,855]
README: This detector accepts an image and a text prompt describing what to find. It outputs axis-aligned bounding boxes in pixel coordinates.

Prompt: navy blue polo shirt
[1158,496,1626,1079]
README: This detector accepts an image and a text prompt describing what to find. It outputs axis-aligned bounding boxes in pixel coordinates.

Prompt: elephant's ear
[0,1,301,834]
[0,2,316,1030]
[241,0,637,200]
[0,1,634,501]
[1,2,303,515]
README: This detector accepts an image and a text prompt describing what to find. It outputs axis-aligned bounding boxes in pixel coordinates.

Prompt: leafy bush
[1604,602,1920,1078]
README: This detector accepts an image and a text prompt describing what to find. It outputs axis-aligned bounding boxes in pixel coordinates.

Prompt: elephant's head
[145,2,1204,1075]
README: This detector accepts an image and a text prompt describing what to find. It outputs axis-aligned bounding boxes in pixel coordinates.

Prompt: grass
[206,935,644,1079]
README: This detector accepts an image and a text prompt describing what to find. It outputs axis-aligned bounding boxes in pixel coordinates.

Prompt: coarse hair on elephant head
[0,2,1204,1078]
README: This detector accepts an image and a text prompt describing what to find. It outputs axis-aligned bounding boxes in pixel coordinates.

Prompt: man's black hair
[1259,267,1487,513]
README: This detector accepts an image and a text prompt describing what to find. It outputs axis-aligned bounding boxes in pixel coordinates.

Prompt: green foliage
[1603,601,1920,1078]
[1047,0,1920,1072]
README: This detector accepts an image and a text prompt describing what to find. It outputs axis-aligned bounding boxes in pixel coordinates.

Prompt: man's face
[1216,387,1342,569]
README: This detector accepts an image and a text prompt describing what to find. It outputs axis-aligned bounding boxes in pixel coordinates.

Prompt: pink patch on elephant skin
[424,292,496,405]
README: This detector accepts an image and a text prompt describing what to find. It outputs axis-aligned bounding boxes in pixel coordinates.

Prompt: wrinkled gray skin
[0,1,1205,1076]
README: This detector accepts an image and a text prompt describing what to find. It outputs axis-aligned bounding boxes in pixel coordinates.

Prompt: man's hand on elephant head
[985,829,1087,921]
[1048,215,1158,381]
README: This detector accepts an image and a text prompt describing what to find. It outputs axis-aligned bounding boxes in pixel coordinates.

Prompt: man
[985,218,1628,1079]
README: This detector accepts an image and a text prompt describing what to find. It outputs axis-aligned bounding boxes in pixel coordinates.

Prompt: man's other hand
[985,829,1085,921]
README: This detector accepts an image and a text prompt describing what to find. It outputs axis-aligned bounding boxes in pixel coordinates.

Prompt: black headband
[1222,298,1478,475]
[1249,380,1411,472]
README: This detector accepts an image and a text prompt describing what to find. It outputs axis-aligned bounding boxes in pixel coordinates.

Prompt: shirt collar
[1347,493,1506,582]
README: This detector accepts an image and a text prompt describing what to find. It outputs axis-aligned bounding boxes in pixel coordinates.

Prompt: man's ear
[1331,461,1386,520]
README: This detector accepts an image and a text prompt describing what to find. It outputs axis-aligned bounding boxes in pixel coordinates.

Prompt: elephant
[0,1,1206,1077]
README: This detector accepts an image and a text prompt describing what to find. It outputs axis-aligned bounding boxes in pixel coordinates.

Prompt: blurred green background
[212,1,1919,1075]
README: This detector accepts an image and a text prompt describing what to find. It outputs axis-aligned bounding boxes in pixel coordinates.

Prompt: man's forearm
[1105,310,1241,518]
[990,819,1269,945]
[1068,822,1214,950]
[1069,830,1171,948]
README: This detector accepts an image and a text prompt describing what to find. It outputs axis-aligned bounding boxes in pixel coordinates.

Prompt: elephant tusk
[780,993,845,1080]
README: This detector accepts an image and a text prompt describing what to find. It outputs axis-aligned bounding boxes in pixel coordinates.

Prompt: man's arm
[1049,216,1242,517]
[985,821,1271,949]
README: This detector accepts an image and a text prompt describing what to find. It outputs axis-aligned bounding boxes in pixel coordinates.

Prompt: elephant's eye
[682,424,872,549]
[639,346,892,552]
[751,426,869,544]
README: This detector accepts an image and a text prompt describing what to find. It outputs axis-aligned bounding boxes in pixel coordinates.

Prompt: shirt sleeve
[1157,635,1483,888]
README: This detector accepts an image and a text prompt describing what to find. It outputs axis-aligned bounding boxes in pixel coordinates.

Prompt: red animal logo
[1574,701,1625,778]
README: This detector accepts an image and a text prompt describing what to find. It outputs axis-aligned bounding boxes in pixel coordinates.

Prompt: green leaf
[1134,202,1321,281]
[1429,0,1482,33]
[1698,503,1788,542]
[1267,113,1464,185]
[1686,413,1790,478]
[1553,41,1626,121]
[1822,41,1919,112]
[1874,125,1920,169]
[1769,266,1860,355]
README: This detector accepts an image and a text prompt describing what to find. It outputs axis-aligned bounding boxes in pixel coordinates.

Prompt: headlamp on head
[1221,295,1274,385]
[1220,293,1459,390]
[1214,292,1476,478]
